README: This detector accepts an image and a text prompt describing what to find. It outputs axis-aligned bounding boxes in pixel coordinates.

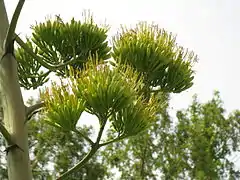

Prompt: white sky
[5,0,239,115]
[4,0,240,174]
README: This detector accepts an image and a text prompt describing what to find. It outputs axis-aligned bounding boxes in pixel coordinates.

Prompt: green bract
[16,14,111,90]
[16,38,50,90]
[39,60,158,136]
[22,18,197,142]
[42,61,158,135]
[31,15,111,76]
[112,22,197,93]
[41,81,85,131]
[110,96,157,136]
[71,63,137,115]
[70,62,157,135]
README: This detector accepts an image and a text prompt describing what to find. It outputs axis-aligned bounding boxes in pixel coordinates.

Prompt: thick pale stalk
[0,1,32,179]
[0,54,32,180]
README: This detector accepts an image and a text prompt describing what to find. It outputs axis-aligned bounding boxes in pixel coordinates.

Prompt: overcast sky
[5,0,239,114]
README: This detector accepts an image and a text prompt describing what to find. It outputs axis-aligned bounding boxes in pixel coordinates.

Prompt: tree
[0,1,196,179]
[164,91,240,179]
[102,91,240,180]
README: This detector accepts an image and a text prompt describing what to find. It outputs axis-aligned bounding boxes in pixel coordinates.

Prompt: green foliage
[71,63,142,119]
[29,122,107,179]
[112,22,197,93]
[17,13,197,138]
[3,92,239,180]
[228,110,240,152]
[101,94,171,180]
[13,11,198,178]
[101,91,240,180]
[31,14,111,75]
[0,98,108,179]
[166,91,240,179]
[40,81,85,131]
[16,38,50,89]
[16,13,111,89]
[41,62,158,137]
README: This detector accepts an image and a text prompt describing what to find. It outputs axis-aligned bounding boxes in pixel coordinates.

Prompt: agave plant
[2,6,197,178]
[33,19,197,178]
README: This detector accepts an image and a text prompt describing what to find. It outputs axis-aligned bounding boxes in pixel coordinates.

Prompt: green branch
[57,144,99,180]
[95,119,107,144]
[0,102,13,146]
[99,135,126,147]
[22,70,51,78]
[26,101,45,117]
[24,101,45,123]
[15,35,57,70]
[15,35,84,71]
[4,0,25,52]
[0,118,23,153]
[0,123,14,146]
[57,119,108,179]
[73,129,94,146]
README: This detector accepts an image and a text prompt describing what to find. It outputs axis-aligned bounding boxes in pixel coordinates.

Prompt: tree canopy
[101,91,240,180]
